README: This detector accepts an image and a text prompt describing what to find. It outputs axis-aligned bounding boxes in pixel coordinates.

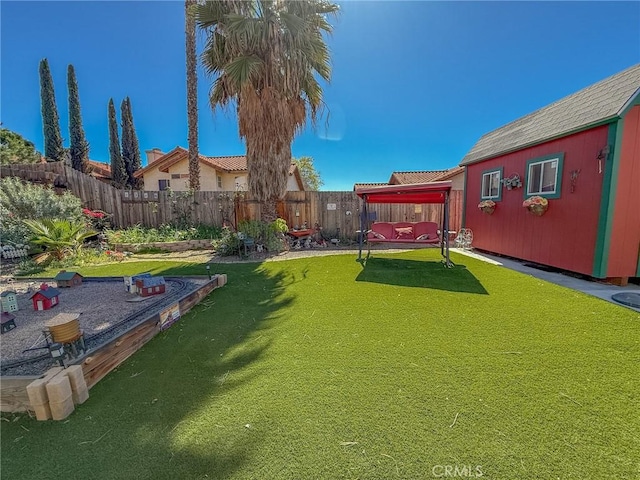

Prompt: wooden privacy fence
[1,163,463,238]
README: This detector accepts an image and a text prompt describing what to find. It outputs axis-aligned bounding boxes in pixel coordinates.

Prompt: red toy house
[30,283,61,311]
[135,276,166,297]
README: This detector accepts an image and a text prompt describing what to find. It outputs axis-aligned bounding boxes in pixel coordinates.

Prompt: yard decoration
[54,270,83,288]
[523,196,549,216]
[478,200,496,215]
[1,312,17,334]
[124,272,152,294]
[1,291,19,312]
[135,276,166,297]
[30,283,61,311]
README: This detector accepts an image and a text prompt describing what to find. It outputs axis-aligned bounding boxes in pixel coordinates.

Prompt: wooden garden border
[0,275,224,412]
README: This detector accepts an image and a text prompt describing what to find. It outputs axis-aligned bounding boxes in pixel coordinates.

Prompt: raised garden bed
[113,239,213,252]
[0,275,225,412]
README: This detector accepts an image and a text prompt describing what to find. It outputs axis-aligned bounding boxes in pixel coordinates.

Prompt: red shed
[461,64,640,284]
[30,283,61,311]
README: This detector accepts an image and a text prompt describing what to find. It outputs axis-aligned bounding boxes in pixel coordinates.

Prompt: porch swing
[356,181,453,267]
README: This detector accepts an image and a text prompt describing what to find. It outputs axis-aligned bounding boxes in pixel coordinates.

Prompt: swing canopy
[355,181,452,203]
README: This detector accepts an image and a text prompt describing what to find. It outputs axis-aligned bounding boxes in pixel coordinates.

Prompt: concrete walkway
[452,248,640,314]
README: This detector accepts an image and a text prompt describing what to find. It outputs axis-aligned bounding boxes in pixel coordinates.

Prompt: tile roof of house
[434,166,465,180]
[1,291,17,298]
[87,160,111,179]
[353,182,388,191]
[461,64,640,166]
[355,167,464,190]
[202,155,247,172]
[389,170,450,184]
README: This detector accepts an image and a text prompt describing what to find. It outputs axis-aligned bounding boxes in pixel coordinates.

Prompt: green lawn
[2,250,638,479]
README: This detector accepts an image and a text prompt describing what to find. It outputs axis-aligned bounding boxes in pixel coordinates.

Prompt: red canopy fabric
[356,181,452,204]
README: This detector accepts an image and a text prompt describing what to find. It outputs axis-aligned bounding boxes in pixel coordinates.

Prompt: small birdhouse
[0,291,19,313]
[30,283,61,311]
[54,270,84,288]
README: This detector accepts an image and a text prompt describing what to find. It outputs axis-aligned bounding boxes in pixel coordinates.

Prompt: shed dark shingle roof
[461,64,640,166]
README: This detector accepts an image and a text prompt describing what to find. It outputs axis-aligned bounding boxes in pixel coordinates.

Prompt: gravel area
[0,277,208,376]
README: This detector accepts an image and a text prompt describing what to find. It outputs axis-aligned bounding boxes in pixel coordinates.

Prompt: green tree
[294,156,323,190]
[67,65,90,173]
[39,58,65,162]
[0,128,42,165]
[197,0,338,221]
[186,0,201,191]
[120,97,142,189]
[108,99,127,188]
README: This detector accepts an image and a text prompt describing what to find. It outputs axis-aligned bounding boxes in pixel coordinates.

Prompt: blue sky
[1,1,639,191]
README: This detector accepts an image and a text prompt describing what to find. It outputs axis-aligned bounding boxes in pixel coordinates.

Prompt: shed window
[481,169,502,200]
[217,175,223,189]
[525,154,564,199]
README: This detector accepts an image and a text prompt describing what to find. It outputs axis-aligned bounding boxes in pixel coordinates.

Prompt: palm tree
[23,218,96,262]
[186,0,201,191]
[196,0,338,221]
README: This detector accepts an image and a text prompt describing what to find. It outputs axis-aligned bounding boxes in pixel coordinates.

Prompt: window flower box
[478,199,496,215]
[523,196,549,216]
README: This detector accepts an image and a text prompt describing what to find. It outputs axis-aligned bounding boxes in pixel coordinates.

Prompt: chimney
[145,148,165,165]
[40,283,48,290]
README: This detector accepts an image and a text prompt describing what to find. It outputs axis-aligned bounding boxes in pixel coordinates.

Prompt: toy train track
[0,278,192,372]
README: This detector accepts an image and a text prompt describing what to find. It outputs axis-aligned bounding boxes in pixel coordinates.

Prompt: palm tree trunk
[185,0,200,191]
[246,139,290,222]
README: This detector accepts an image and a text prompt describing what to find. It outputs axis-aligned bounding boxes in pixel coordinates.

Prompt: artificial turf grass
[2,249,639,479]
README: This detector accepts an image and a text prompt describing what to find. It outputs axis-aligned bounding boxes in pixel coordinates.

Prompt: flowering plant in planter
[477,199,496,215]
[523,196,549,216]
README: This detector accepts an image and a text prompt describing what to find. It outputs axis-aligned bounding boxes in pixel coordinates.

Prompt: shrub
[23,218,96,262]
[213,219,289,256]
[0,177,83,245]
[104,224,222,244]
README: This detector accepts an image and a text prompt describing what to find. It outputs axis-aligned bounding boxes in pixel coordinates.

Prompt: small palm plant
[23,218,96,262]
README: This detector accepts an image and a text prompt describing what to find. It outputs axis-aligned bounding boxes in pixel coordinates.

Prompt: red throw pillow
[395,227,413,239]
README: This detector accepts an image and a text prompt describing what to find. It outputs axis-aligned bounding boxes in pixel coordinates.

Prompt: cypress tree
[67,65,90,172]
[121,97,142,189]
[39,58,65,162]
[108,99,127,188]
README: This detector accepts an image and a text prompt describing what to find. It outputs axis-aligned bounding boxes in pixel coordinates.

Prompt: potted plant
[478,199,496,215]
[523,196,549,216]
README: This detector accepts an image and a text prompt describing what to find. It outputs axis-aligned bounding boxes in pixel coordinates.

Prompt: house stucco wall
[141,157,301,192]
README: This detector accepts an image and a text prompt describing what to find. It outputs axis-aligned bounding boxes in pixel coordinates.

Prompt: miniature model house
[1,312,16,334]
[54,270,84,288]
[124,272,151,294]
[0,291,19,313]
[30,283,61,311]
[135,276,166,297]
